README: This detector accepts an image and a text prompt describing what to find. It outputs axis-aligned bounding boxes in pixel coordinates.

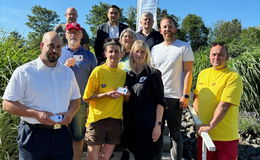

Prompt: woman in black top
[124,40,167,160]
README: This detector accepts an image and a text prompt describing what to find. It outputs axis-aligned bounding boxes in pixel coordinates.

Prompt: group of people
[2,4,243,160]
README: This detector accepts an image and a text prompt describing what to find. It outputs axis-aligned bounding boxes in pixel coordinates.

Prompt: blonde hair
[129,40,151,73]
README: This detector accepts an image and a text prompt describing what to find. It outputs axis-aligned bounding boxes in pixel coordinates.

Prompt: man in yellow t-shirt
[83,40,126,160]
[193,42,243,160]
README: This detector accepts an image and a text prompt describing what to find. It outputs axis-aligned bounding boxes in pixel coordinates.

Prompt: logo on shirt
[101,84,106,88]
[139,77,147,83]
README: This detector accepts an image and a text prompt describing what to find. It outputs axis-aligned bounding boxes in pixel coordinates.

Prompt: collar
[65,46,83,52]
[36,57,62,70]
[108,22,119,27]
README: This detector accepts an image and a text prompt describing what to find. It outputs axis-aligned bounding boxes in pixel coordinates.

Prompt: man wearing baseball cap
[59,23,97,160]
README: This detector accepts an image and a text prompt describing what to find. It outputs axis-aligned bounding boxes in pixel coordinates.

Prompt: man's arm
[180,61,193,108]
[2,100,56,125]
[197,101,231,134]
[59,98,80,125]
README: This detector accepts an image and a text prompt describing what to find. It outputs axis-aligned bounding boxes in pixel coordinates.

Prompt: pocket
[17,124,35,149]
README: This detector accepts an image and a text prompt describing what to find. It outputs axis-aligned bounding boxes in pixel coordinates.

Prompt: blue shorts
[69,103,88,141]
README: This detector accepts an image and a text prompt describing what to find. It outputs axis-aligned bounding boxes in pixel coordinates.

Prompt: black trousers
[18,121,73,160]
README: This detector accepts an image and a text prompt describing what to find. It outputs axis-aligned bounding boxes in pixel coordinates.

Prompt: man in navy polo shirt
[59,23,97,160]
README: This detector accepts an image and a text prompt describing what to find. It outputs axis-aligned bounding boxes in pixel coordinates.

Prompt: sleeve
[194,71,202,95]
[150,47,156,67]
[70,71,81,100]
[221,73,243,106]
[183,43,194,62]
[2,67,27,101]
[94,26,104,60]
[83,68,99,101]
[152,69,167,108]
[90,52,97,71]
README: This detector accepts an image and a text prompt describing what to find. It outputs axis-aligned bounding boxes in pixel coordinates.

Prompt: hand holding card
[117,87,128,95]
[49,115,64,122]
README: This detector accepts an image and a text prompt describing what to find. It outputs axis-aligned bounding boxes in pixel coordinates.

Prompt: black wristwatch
[155,121,162,126]
[183,94,190,99]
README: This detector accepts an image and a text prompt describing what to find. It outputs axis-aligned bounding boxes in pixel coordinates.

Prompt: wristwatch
[155,121,162,126]
[183,94,190,99]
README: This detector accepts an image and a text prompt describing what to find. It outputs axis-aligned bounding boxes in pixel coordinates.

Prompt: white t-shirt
[151,39,194,98]
[2,57,81,124]
[109,25,119,38]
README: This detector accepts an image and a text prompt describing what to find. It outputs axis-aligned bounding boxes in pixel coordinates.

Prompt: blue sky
[0,0,259,37]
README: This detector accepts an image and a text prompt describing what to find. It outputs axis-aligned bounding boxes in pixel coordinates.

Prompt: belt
[22,121,67,130]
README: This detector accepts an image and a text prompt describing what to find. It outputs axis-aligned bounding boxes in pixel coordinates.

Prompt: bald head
[40,31,62,67]
[42,31,61,44]
[65,8,78,23]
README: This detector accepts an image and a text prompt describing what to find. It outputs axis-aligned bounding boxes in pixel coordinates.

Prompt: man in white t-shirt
[151,16,194,160]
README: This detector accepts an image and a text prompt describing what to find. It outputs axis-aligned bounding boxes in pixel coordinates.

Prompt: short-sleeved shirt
[136,29,163,50]
[194,67,243,141]
[2,57,81,124]
[54,23,90,46]
[83,64,126,126]
[151,39,194,98]
[124,67,167,129]
[59,46,97,104]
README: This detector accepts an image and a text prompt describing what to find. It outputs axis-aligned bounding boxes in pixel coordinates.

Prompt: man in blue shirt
[59,23,97,160]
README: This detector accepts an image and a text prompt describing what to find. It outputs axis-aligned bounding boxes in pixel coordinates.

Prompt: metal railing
[188,105,216,160]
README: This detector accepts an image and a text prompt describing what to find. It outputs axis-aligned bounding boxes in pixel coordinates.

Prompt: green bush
[0,31,39,159]
[0,109,19,160]
[229,50,260,113]
[239,111,260,134]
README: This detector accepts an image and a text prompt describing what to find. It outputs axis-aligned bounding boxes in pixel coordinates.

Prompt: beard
[47,53,59,63]
[69,39,80,46]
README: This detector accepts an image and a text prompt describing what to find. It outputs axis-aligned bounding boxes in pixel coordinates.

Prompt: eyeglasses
[66,30,80,35]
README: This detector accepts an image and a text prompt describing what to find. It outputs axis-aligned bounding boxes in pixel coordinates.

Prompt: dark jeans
[18,121,73,160]
[164,98,183,160]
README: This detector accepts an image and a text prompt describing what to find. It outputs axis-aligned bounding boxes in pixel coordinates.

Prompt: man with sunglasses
[59,23,97,160]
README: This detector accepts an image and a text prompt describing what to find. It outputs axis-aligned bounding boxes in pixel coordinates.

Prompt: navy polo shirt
[59,46,97,103]
[136,29,164,50]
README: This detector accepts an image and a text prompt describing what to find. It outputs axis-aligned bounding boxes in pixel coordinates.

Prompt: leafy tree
[213,19,242,43]
[7,31,25,48]
[181,14,209,51]
[25,5,60,48]
[156,8,180,28]
[85,2,127,37]
[26,5,60,34]
[125,7,136,30]
[227,27,260,57]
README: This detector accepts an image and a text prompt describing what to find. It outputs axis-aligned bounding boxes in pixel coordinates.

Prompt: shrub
[0,31,38,159]
[239,111,260,134]
[0,109,19,160]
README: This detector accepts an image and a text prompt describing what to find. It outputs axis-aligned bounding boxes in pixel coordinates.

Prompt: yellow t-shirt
[83,64,126,126]
[194,67,243,141]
